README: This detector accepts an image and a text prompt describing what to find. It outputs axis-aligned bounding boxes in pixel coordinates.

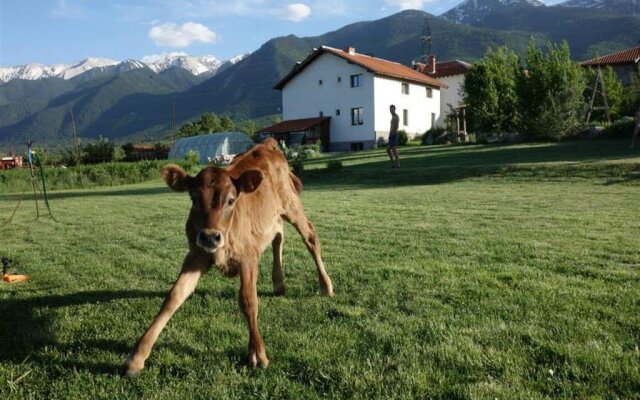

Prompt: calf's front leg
[122,252,209,376]
[238,261,269,367]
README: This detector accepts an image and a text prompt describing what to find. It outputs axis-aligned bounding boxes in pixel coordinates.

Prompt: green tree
[463,46,521,134]
[622,71,640,116]
[518,40,586,139]
[177,121,201,138]
[219,115,235,131]
[240,120,258,136]
[200,112,221,133]
[82,136,114,164]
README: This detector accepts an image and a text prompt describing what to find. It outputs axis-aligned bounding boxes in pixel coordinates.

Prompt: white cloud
[148,22,217,48]
[384,0,432,10]
[277,3,312,22]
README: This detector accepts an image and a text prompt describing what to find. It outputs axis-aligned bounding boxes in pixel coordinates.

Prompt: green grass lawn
[1,140,639,399]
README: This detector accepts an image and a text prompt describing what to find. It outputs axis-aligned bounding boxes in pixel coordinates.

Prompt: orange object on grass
[3,273,29,284]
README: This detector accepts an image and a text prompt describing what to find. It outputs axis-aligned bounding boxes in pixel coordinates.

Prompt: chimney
[427,55,436,75]
[344,47,356,55]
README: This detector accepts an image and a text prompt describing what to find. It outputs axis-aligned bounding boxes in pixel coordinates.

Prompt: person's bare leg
[386,146,395,166]
[392,148,400,168]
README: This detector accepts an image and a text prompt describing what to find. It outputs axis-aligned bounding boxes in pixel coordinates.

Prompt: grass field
[1,140,639,399]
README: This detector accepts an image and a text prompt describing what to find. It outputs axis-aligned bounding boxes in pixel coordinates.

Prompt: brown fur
[122,138,333,376]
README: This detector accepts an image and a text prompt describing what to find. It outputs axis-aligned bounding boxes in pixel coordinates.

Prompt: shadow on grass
[0,287,268,376]
[300,140,640,190]
[0,290,166,374]
[0,185,169,202]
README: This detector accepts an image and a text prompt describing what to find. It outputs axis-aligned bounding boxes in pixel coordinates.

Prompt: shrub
[601,119,635,139]
[422,127,446,145]
[290,158,304,175]
[184,150,200,166]
[326,160,343,172]
[397,130,409,146]
[298,144,321,159]
[82,136,115,164]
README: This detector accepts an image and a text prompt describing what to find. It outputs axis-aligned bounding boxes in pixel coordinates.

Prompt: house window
[403,109,409,126]
[318,79,323,85]
[351,107,364,125]
[350,74,362,88]
[426,87,433,98]
[337,76,342,83]
[402,82,409,95]
[350,143,364,151]
[336,109,341,116]
[431,113,436,128]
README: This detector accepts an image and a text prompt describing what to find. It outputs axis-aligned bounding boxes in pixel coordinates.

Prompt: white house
[263,46,446,152]
[416,57,471,128]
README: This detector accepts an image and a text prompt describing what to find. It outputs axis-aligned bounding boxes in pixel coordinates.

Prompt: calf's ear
[232,170,263,194]
[163,164,192,192]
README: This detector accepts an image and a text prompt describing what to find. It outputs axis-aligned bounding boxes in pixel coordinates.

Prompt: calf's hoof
[121,356,144,377]
[320,280,334,297]
[273,285,286,297]
[249,351,270,368]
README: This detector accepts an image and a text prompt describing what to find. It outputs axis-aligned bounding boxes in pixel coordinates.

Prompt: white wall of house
[282,53,375,151]
[373,76,440,142]
[281,52,441,150]
[436,74,465,128]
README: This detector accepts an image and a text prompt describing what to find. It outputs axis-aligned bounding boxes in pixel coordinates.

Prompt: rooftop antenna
[420,18,432,64]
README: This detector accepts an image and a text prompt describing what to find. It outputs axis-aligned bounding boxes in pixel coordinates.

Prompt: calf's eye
[228,198,235,206]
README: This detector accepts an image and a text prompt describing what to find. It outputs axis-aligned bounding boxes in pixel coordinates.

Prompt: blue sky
[0,0,565,66]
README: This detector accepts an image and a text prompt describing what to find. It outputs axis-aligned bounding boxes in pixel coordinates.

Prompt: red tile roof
[580,46,640,67]
[258,117,330,134]
[275,46,447,90]
[429,60,472,78]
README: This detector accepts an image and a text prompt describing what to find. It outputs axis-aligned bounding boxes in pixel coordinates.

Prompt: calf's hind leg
[122,253,209,376]
[284,209,334,297]
[272,229,285,296]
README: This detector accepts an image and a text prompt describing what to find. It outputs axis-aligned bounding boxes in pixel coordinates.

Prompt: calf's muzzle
[197,229,224,253]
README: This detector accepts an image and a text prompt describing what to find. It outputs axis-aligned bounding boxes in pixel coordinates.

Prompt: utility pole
[70,109,81,167]
[420,18,432,64]
[172,100,177,145]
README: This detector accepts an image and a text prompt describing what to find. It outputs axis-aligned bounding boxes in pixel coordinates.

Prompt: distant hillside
[0,67,206,147]
[473,6,640,58]
[557,0,640,16]
[441,0,545,25]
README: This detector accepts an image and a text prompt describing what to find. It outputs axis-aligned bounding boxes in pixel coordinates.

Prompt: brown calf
[122,138,334,376]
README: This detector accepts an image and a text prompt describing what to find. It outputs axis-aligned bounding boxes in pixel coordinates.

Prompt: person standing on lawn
[387,105,401,168]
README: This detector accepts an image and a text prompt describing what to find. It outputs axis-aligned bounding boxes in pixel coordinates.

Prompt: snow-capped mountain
[0,57,117,82]
[441,0,545,24]
[556,0,639,15]
[141,53,222,76]
[0,53,249,83]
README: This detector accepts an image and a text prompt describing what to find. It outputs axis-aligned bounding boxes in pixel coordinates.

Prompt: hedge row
[0,160,195,193]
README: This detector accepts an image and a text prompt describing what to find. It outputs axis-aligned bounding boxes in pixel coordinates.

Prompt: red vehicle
[0,155,24,170]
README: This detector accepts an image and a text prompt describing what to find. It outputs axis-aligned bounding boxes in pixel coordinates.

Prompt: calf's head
[163,164,263,254]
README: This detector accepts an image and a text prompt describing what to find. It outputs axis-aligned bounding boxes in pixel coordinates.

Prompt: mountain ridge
[0,53,249,83]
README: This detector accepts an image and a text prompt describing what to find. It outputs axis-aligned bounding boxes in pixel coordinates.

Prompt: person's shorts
[388,134,398,148]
